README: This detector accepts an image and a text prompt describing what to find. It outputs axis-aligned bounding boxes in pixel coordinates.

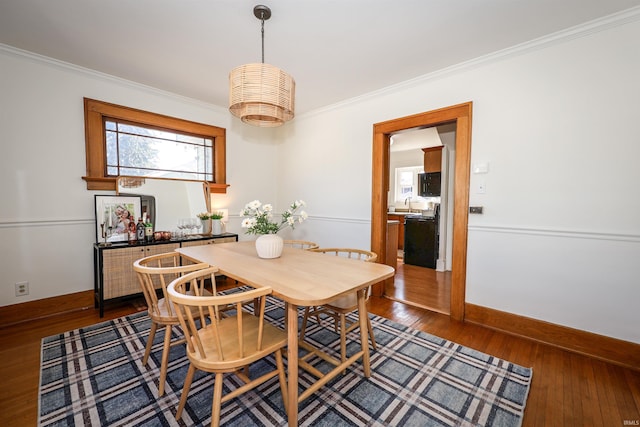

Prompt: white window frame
[394,166,423,204]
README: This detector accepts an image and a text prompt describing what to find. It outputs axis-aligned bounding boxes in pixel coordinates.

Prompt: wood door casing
[371,102,472,322]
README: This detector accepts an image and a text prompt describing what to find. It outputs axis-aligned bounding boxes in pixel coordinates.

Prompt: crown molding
[2,5,639,121]
[300,6,640,120]
[0,43,228,115]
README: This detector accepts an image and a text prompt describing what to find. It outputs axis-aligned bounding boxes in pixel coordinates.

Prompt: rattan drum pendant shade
[229,5,295,127]
[229,63,295,127]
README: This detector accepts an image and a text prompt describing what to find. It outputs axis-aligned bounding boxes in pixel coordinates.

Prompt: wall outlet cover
[15,281,29,296]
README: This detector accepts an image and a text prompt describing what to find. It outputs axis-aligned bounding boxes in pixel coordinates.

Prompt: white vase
[211,219,223,235]
[255,234,284,259]
[201,218,212,235]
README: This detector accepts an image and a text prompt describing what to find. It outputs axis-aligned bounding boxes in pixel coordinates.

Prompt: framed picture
[94,195,142,244]
[120,193,155,228]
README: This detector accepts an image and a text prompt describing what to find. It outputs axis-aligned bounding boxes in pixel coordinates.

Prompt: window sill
[82,177,229,194]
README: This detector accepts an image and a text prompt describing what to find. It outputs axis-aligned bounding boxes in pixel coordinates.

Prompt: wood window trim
[82,98,228,193]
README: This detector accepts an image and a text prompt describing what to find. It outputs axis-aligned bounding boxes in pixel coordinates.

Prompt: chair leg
[312,307,323,327]
[339,313,347,365]
[143,322,158,366]
[211,372,225,427]
[366,315,377,351]
[275,349,288,416]
[299,307,311,340]
[176,363,196,420]
[158,325,173,396]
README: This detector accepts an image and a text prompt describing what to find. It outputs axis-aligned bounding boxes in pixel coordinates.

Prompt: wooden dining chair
[133,252,211,396]
[167,267,289,427]
[300,248,379,367]
[283,239,319,250]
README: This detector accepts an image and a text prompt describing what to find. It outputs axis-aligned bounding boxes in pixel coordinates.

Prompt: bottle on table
[145,216,153,242]
[128,221,137,244]
[136,218,145,243]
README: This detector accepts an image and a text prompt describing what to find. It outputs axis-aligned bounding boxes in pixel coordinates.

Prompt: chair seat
[190,314,287,371]
[152,288,212,323]
[325,293,357,310]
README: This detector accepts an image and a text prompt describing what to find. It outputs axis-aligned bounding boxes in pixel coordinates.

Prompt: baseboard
[3,292,637,371]
[0,290,94,328]
[465,303,640,371]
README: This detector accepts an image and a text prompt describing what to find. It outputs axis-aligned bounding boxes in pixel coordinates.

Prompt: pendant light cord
[260,13,265,64]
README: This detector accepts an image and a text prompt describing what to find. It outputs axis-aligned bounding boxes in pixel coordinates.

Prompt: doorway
[370,102,472,321]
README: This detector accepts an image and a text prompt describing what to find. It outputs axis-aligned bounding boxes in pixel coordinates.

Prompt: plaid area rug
[39,296,532,426]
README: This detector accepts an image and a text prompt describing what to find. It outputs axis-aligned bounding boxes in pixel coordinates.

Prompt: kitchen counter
[387,211,420,215]
[389,213,437,220]
[388,211,437,251]
[388,210,437,218]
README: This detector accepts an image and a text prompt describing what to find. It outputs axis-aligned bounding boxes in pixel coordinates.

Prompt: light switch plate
[473,163,489,174]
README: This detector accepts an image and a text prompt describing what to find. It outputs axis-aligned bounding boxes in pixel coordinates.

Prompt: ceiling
[2,1,639,115]
[391,127,442,153]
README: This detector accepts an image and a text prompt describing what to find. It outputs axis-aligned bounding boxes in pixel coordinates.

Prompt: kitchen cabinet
[423,146,443,172]
[94,233,238,316]
[387,214,405,249]
[418,172,441,197]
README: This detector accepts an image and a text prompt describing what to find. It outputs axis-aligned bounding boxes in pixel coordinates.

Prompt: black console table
[93,233,238,317]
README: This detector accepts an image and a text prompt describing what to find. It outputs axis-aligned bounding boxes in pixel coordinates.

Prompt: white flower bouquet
[240,200,308,235]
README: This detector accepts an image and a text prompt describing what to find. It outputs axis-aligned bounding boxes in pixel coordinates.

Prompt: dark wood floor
[384,257,451,314]
[380,260,640,426]
[1,276,638,426]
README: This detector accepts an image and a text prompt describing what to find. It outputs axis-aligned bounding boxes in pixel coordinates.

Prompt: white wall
[0,46,279,306]
[2,12,639,344]
[275,15,640,343]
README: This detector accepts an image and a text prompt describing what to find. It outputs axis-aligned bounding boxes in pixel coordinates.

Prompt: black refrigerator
[404,215,439,268]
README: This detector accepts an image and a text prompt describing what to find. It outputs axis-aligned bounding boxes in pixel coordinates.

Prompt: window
[83,98,227,193]
[105,119,213,181]
[395,166,422,203]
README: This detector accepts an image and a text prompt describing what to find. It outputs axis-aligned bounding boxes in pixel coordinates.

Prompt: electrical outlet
[15,281,29,296]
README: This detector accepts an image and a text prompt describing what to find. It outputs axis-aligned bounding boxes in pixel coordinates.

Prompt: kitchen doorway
[370,102,472,321]
[387,124,454,314]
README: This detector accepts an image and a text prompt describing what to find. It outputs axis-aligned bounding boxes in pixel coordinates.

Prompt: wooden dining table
[176,241,395,426]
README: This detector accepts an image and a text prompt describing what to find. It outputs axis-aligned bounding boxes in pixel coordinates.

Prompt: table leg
[286,302,299,426]
[357,289,371,377]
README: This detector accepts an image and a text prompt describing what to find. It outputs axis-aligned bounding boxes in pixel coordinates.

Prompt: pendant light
[229,5,295,127]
